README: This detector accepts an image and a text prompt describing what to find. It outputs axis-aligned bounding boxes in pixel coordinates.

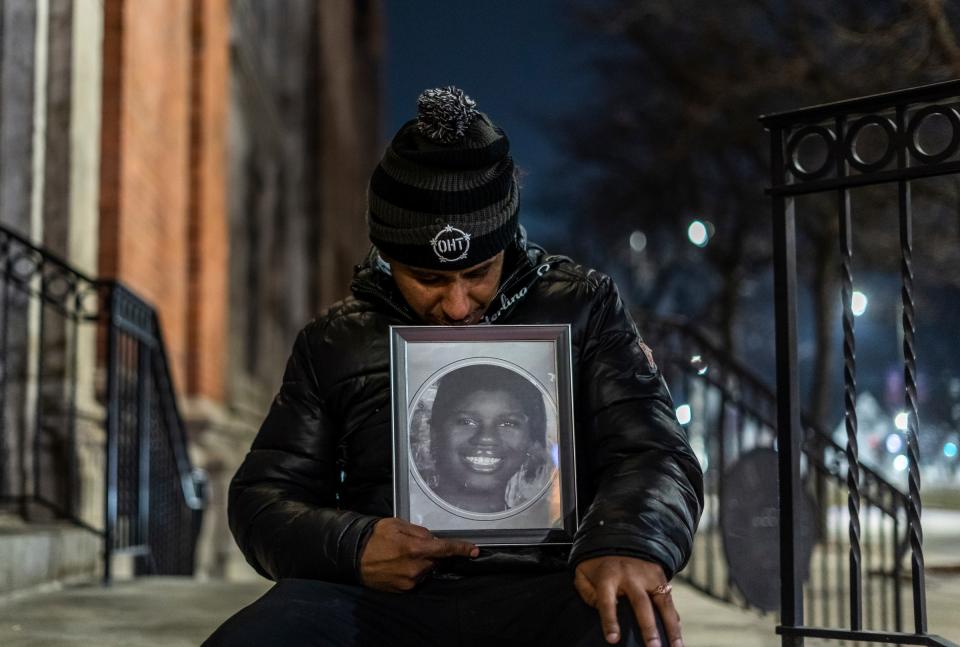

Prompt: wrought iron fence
[763,79,960,646]
[0,223,96,526]
[646,317,909,634]
[0,223,205,582]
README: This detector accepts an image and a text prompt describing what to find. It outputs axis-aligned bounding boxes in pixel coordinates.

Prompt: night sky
[383,3,960,467]
[384,0,595,241]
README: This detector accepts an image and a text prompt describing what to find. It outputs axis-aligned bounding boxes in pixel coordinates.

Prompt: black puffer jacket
[229,237,703,585]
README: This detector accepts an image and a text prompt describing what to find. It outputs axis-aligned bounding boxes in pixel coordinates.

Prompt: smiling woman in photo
[425,364,553,514]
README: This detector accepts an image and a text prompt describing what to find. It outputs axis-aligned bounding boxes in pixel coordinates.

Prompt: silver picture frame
[390,324,578,546]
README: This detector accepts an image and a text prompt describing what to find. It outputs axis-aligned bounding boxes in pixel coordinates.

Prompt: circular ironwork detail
[9,250,41,281]
[906,104,960,164]
[44,271,76,303]
[786,125,836,180]
[844,115,897,173]
[77,284,100,317]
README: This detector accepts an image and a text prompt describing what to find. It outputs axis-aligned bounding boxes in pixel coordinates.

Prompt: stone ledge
[0,524,100,596]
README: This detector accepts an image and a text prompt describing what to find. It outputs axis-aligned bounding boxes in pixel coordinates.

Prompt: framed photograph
[390,324,577,546]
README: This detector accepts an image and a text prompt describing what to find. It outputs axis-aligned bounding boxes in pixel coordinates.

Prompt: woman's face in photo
[435,389,532,496]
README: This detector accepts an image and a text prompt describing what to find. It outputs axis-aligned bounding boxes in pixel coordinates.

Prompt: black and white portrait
[409,363,557,516]
[391,325,577,545]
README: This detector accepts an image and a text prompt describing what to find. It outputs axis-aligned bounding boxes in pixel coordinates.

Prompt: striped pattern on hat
[367,87,519,270]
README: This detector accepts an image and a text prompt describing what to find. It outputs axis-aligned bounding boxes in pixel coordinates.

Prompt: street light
[676,404,692,425]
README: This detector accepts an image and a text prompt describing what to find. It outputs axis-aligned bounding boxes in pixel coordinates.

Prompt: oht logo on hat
[431,225,471,263]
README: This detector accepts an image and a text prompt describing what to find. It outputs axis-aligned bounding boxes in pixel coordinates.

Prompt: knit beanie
[367,86,519,270]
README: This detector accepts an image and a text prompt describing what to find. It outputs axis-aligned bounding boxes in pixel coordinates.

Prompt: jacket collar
[350,227,565,324]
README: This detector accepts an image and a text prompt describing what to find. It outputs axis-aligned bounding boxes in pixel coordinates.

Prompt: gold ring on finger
[651,583,672,596]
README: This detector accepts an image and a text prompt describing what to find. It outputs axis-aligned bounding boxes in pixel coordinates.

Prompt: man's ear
[515,224,528,249]
[375,253,393,276]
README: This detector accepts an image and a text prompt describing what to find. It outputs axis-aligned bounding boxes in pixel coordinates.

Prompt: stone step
[0,519,101,596]
[0,577,271,646]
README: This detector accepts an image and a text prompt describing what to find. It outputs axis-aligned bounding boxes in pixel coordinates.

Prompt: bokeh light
[687,221,709,247]
[894,411,909,431]
[851,291,868,317]
[944,442,958,459]
[885,433,903,454]
[893,454,909,471]
[690,354,708,376]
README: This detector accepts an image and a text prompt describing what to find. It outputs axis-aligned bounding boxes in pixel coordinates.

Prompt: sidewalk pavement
[0,573,956,646]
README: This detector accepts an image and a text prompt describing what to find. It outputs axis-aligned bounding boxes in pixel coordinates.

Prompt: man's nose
[440,283,472,323]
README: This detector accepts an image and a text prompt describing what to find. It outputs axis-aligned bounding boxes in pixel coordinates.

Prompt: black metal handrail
[103,282,206,580]
[644,317,911,633]
[0,222,206,583]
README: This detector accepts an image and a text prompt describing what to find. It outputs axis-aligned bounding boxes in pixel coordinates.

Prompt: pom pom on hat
[416,86,479,144]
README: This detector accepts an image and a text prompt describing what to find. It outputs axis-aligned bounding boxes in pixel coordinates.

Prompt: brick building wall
[98,0,231,405]
[99,0,210,395]
[0,0,381,580]
[187,0,229,403]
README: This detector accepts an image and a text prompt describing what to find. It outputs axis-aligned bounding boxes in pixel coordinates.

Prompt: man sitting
[205,87,703,647]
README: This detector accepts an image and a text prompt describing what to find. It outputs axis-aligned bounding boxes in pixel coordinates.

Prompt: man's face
[389,252,505,325]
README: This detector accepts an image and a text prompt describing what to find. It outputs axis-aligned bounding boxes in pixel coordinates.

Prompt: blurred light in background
[944,442,958,458]
[894,411,909,431]
[691,436,708,470]
[851,290,868,317]
[893,454,909,471]
[687,220,709,247]
[676,404,692,425]
[629,230,647,253]
[885,433,903,454]
[690,354,708,375]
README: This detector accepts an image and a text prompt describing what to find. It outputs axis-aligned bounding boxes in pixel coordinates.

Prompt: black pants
[204,572,664,647]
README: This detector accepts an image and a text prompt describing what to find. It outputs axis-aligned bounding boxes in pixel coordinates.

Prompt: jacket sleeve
[228,324,380,583]
[568,275,704,579]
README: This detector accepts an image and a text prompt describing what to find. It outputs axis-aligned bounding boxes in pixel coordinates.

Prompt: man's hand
[574,556,682,647]
[359,517,479,592]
